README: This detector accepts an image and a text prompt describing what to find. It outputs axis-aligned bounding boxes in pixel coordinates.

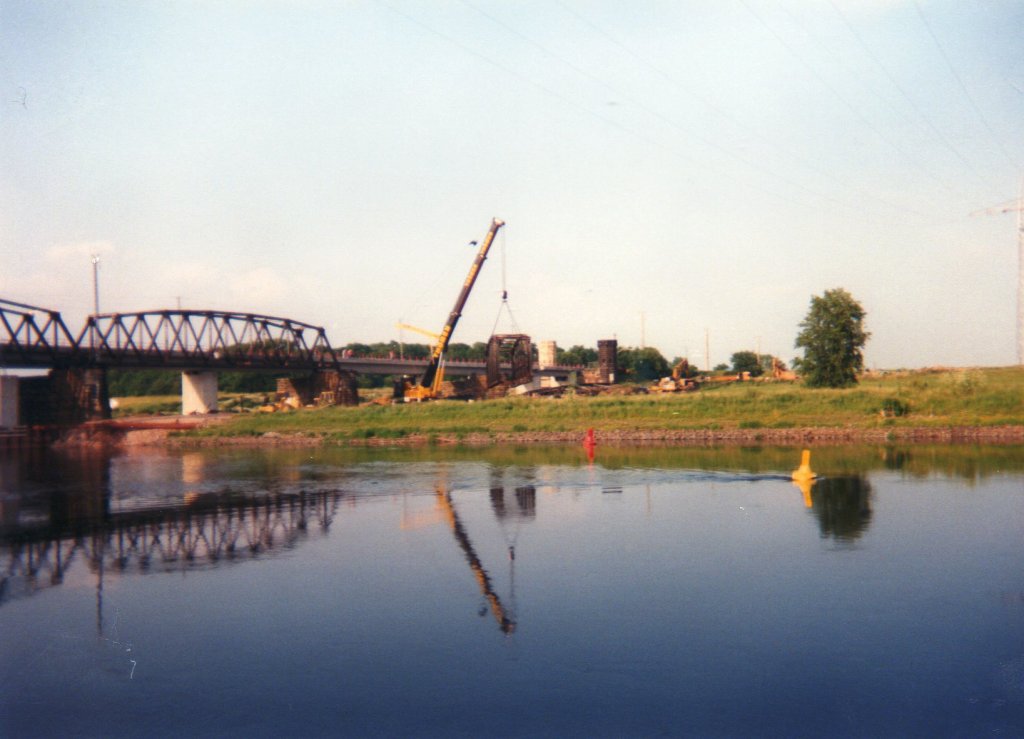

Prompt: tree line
[109,288,868,395]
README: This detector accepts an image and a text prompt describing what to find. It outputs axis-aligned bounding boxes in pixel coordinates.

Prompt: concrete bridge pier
[182,371,218,415]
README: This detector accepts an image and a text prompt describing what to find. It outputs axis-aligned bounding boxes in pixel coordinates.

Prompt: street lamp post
[91,255,101,315]
[89,255,101,352]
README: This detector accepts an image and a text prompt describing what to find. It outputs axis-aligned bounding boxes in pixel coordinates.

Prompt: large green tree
[794,288,870,388]
[557,345,599,366]
[617,346,670,381]
[730,350,763,377]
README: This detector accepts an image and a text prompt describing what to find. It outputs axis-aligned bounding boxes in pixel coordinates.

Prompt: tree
[794,288,870,388]
[760,355,785,375]
[557,345,598,366]
[730,350,763,377]
[446,342,487,361]
[616,346,670,381]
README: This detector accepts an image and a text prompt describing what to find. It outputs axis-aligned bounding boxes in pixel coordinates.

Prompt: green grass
[112,392,271,417]
[112,394,182,416]
[128,366,1023,440]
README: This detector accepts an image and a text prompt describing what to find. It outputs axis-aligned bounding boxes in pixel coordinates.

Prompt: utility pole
[972,177,1024,364]
[704,328,710,372]
[640,311,646,348]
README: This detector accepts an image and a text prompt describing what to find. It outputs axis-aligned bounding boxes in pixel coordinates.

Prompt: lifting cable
[490,226,521,336]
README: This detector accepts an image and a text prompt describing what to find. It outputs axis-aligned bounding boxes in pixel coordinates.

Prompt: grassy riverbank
[144,366,1024,443]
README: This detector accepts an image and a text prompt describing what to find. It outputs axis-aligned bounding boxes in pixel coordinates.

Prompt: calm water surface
[1,444,1022,737]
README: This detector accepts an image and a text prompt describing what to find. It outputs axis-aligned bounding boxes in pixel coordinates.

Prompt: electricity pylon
[972,179,1024,365]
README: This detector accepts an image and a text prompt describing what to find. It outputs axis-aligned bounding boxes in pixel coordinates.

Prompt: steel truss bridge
[0,299,340,372]
[0,489,343,607]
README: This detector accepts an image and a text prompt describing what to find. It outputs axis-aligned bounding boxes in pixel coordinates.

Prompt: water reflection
[1,484,342,607]
[805,475,873,542]
[0,444,983,608]
[440,485,517,634]
[1,451,529,637]
[2,445,1022,736]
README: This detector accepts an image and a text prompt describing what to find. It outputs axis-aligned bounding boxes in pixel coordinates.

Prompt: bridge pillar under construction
[538,340,557,370]
[182,371,218,415]
[0,376,19,428]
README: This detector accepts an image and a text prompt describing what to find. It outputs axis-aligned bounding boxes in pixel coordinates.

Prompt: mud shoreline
[54,422,1024,450]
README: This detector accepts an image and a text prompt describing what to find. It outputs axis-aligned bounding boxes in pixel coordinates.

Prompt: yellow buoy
[791,449,817,507]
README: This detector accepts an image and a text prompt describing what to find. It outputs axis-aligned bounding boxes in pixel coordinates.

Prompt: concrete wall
[0,376,19,428]
[182,371,218,414]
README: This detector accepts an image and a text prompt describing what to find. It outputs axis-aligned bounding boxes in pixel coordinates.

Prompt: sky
[2,0,1022,370]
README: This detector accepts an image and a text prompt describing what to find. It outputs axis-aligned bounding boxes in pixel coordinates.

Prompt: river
[1,443,1022,737]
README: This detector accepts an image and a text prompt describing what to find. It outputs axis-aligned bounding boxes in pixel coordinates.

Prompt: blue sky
[2,0,1022,369]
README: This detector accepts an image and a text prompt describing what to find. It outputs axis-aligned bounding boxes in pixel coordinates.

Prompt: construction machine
[650,359,698,393]
[396,218,505,401]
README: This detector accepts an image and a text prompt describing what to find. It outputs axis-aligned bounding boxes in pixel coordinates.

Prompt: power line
[460,0,938,220]
[374,0,822,212]
[911,0,1020,172]
[459,0,840,204]
[741,0,993,196]
[825,0,994,190]
[774,2,979,203]
[554,0,948,215]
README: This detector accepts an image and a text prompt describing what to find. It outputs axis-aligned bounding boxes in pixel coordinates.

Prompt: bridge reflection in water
[0,452,532,636]
[0,485,342,608]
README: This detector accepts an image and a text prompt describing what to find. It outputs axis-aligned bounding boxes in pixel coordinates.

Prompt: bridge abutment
[182,371,218,415]
[0,376,19,428]
[16,369,110,425]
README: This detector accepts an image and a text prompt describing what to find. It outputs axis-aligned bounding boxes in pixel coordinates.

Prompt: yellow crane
[398,218,505,401]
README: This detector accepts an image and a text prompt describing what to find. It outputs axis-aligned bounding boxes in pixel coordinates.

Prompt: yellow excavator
[396,218,505,401]
[650,359,698,393]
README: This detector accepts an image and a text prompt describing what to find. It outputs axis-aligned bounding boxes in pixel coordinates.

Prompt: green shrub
[881,398,909,417]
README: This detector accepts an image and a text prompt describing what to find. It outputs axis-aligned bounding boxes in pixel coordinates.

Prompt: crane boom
[395,322,442,342]
[407,218,504,398]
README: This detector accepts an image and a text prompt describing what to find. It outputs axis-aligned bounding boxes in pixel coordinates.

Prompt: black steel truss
[1,303,341,371]
[0,299,79,367]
